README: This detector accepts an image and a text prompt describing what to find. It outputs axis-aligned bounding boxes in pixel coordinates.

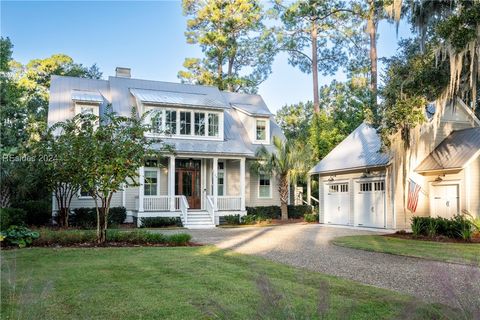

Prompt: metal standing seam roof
[130,88,226,109]
[415,127,480,172]
[310,122,391,174]
[221,91,272,117]
[71,90,104,103]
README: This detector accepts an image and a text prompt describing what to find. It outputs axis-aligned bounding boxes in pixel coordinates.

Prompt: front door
[175,159,201,209]
[433,185,459,218]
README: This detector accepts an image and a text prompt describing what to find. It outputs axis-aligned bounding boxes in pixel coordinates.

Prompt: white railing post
[307,174,311,206]
[138,166,145,227]
[169,155,175,211]
[240,158,245,211]
[213,157,218,210]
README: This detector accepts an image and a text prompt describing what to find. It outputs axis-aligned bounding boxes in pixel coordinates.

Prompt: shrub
[108,207,127,226]
[140,217,182,228]
[223,214,240,225]
[70,207,127,229]
[410,215,474,240]
[246,206,280,219]
[411,216,425,237]
[0,208,27,231]
[304,213,319,223]
[287,205,313,219]
[70,208,96,229]
[1,226,39,248]
[16,200,51,226]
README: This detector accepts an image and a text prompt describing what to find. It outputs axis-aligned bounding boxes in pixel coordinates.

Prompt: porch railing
[206,195,216,224]
[142,196,183,211]
[217,196,242,211]
[144,196,170,211]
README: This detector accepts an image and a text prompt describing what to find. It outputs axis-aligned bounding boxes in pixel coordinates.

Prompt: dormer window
[144,106,223,140]
[254,119,269,143]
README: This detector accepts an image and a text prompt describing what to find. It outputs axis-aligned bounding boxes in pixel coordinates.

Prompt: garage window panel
[329,185,339,193]
[374,181,385,191]
[340,184,348,192]
[360,182,372,192]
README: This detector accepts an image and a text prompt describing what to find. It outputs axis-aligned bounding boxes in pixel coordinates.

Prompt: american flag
[407,179,421,212]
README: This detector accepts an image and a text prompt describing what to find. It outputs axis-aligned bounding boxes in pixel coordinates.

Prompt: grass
[1,247,456,319]
[333,235,480,265]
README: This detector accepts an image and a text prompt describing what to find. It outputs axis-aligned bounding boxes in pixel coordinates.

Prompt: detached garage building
[309,98,480,230]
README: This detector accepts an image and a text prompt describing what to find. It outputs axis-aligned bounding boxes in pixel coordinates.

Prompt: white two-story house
[48,67,287,228]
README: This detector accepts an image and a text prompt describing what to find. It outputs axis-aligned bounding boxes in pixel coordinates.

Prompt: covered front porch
[134,155,246,228]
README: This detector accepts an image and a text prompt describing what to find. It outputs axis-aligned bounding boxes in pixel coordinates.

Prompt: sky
[1,0,413,113]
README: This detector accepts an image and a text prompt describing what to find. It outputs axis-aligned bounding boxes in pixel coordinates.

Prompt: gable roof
[415,127,480,173]
[310,122,390,174]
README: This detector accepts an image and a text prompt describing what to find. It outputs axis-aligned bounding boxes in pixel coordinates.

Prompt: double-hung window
[144,170,159,196]
[150,110,163,134]
[256,119,267,141]
[165,110,177,134]
[208,113,219,137]
[258,174,271,198]
[194,112,205,136]
[180,111,191,135]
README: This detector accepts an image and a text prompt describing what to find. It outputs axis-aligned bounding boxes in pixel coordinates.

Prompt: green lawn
[1,247,455,319]
[333,235,480,265]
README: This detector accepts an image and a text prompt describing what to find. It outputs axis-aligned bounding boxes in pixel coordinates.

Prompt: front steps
[182,211,216,229]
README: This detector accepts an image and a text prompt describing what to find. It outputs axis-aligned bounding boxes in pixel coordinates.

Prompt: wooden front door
[175,159,201,209]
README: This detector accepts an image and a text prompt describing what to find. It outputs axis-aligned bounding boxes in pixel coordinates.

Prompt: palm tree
[252,136,311,221]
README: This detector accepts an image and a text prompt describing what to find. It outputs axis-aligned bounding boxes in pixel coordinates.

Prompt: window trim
[253,118,270,144]
[144,168,161,197]
[258,173,272,199]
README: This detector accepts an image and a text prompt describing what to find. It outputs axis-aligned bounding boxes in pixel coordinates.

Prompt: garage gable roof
[415,127,480,172]
[310,122,390,174]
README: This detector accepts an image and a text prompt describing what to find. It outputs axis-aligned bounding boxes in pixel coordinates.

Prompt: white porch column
[213,157,218,209]
[138,166,145,227]
[169,155,176,211]
[307,174,312,205]
[240,158,246,211]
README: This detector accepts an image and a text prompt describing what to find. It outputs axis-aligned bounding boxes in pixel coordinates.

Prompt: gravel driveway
[160,224,480,309]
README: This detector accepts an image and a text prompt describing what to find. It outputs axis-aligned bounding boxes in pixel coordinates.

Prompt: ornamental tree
[81,107,162,243]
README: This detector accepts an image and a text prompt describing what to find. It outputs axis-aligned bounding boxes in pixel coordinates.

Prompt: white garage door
[324,182,350,225]
[355,180,385,228]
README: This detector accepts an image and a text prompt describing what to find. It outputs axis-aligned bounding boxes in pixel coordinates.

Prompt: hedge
[0,208,27,231]
[140,217,183,228]
[17,200,51,226]
[31,229,191,246]
[246,205,313,220]
[69,207,127,229]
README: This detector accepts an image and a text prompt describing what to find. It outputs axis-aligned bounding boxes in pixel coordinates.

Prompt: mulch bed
[386,232,480,244]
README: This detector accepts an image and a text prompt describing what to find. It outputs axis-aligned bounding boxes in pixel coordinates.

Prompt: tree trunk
[311,21,320,113]
[58,207,69,228]
[278,174,290,221]
[97,207,107,244]
[217,53,224,90]
[367,8,378,109]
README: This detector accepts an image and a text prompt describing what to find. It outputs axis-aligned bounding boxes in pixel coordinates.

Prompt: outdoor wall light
[328,176,335,182]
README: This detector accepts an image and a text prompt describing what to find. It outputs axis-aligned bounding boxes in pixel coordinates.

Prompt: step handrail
[179,195,189,224]
[206,195,216,225]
